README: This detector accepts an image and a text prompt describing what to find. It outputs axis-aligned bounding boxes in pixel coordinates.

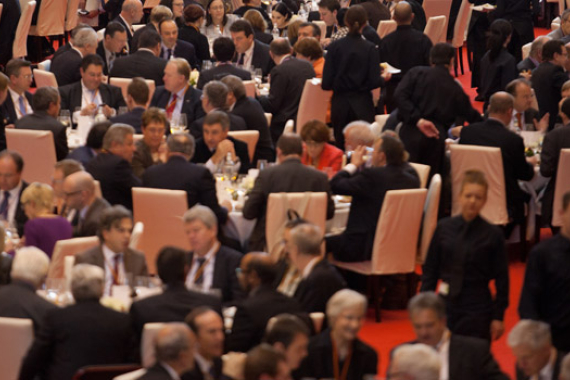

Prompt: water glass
[58,110,71,128]
[257,159,268,170]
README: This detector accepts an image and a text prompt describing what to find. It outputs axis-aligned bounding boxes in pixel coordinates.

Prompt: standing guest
[21,183,72,258]
[229,20,274,77]
[293,38,325,78]
[297,289,378,379]
[201,0,239,41]
[67,121,112,166]
[96,22,128,76]
[517,36,549,74]
[263,314,310,372]
[179,5,211,63]
[421,170,509,342]
[1,59,33,127]
[110,78,150,133]
[159,19,199,69]
[300,120,343,173]
[0,0,20,67]
[388,344,441,380]
[322,6,383,149]
[18,264,134,380]
[244,10,273,45]
[113,0,144,50]
[234,0,273,31]
[51,28,98,86]
[0,150,28,236]
[131,107,167,179]
[197,38,251,90]
[272,4,292,38]
[244,344,291,380]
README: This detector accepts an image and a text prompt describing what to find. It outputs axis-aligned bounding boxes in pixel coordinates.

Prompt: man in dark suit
[230,20,275,78]
[328,135,420,262]
[150,58,205,126]
[0,150,28,237]
[0,247,57,334]
[86,124,140,210]
[96,21,128,75]
[233,0,273,30]
[505,79,546,132]
[110,77,149,133]
[183,205,244,305]
[395,292,509,380]
[189,81,247,140]
[130,247,222,338]
[63,171,111,237]
[517,36,549,74]
[460,91,535,226]
[75,205,148,296]
[130,4,172,53]
[197,38,251,90]
[531,39,569,131]
[379,2,432,113]
[112,0,144,51]
[15,87,69,161]
[508,320,565,380]
[51,27,98,86]
[58,54,126,119]
[289,223,345,314]
[110,30,168,87]
[159,19,198,69]
[227,253,304,352]
[222,75,275,163]
[143,133,228,224]
[259,38,315,144]
[1,60,33,129]
[18,264,134,380]
[242,134,334,251]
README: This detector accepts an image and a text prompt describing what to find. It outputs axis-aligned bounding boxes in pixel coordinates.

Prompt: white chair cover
[423,0,451,41]
[451,0,471,48]
[132,188,190,274]
[424,15,447,45]
[12,1,36,58]
[0,317,34,380]
[30,0,65,36]
[313,21,326,40]
[228,130,259,162]
[377,20,397,38]
[114,369,147,380]
[409,162,431,188]
[450,144,509,224]
[418,174,442,264]
[133,24,145,32]
[296,79,332,135]
[97,28,105,42]
[142,322,164,367]
[522,42,532,60]
[520,131,543,147]
[33,68,58,88]
[129,221,144,250]
[48,236,100,278]
[6,129,56,184]
[109,78,156,106]
[283,119,295,134]
[65,0,81,31]
[243,80,256,98]
[552,149,570,226]
[37,59,51,71]
[266,192,327,253]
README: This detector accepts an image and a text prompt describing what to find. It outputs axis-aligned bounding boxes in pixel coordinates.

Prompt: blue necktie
[0,191,10,220]
[18,96,27,116]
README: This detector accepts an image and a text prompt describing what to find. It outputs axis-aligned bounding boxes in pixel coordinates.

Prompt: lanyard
[83,88,99,106]
[192,242,219,283]
[331,334,353,380]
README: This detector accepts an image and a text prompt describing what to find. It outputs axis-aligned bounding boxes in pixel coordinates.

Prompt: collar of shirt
[72,46,84,59]
[530,57,539,67]
[194,353,213,376]
[79,204,90,220]
[243,41,255,68]
[160,361,181,380]
[3,182,23,223]
[102,243,123,262]
[138,48,155,55]
[302,256,321,279]
[8,88,31,118]
[278,54,292,65]
[436,330,451,380]
[488,116,506,127]
[510,109,525,130]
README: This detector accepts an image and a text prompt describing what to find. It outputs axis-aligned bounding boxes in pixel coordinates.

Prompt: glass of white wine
[170,113,187,134]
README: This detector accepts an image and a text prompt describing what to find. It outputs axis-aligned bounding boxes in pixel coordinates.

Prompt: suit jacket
[231,96,275,162]
[85,152,142,210]
[73,197,111,237]
[110,106,146,133]
[67,146,96,166]
[110,49,167,87]
[250,40,275,78]
[51,48,83,86]
[96,40,126,76]
[517,57,538,73]
[161,40,198,69]
[129,283,222,338]
[51,42,72,62]
[142,155,228,224]
[131,23,155,53]
[15,111,69,161]
[151,85,205,126]
[18,300,134,380]
[531,61,569,131]
[140,363,176,380]
[460,118,534,221]
[0,280,57,334]
[0,91,33,127]
[259,57,315,141]
[226,285,304,352]
[113,14,135,50]
[182,357,225,380]
[242,158,334,251]
[197,63,251,90]
[59,81,126,115]
[0,252,11,285]
[191,135,251,175]
[479,49,517,103]
[186,245,244,304]
[75,244,148,276]
[294,260,345,314]
[178,25,211,62]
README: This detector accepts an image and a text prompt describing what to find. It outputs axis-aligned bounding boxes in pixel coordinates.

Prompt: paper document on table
[380,62,401,74]
[472,3,496,11]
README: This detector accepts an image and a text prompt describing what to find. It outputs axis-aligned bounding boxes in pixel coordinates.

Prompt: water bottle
[272,24,280,39]
[223,152,235,181]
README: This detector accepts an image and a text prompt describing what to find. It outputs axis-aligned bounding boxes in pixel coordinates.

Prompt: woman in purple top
[21,182,72,257]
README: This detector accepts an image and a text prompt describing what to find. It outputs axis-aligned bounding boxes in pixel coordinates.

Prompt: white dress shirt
[436,330,451,380]
[80,80,103,110]
[8,88,32,119]
[102,243,126,296]
[186,241,220,291]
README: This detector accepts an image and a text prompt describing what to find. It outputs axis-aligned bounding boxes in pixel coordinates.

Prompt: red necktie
[166,93,178,119]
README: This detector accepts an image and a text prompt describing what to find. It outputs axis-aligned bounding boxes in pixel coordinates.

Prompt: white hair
[507,320,552,350]
[73,28,98,48]
[392,344,441,380]
[326,289,367,327]
[183,205,218,229]
[11,247,50,287]
[71,264,105,301]
[342,121,375,147]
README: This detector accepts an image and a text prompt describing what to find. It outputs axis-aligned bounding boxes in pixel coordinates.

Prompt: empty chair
[423,0,452,40]
[109,78,156,105]
[12,1,36,59]
[33,68,58,88]
[424,15,447,45]
[313,20,327,40]
[228,130,260,162]
[552,149,570,227]
[418,174,442,264]
[6,129,56,184]
[287,79,333,135]
[48,236,100,279]
[0,317,34,380]
[141,322,164,368]
[377,20,397,38]
[450,0,472,76]
[97,28,105,42]
[409,162,431,188]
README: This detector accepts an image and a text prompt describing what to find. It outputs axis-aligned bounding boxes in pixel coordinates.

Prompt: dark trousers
[399,123,446,178]
[331,92,375,149]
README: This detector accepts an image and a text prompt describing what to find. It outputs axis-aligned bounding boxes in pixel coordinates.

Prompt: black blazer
[18,300,134,380]
[51,42,72,62]
[142,155,228,224]
[161,40,198,69]
[182,357,225,380]
[139,363,173,380]
[58,81,126,115]
[150,85,205,126]
[0,91,33,126]
[73,197,111,237]
[15,111,69,161]
[15,181,29,238]
[231,96,275,162]
[460,118,534,221]
[254,29,273,45]
[226,285,304,352]
[113,15,135,50]
[186,245,244,305]
[50,48,82,86]
[189,111,247,139]
[479,49,517,103]
[178,25,211,63]
[294,260,345,314]
[197,64,252,90]
[531,61,569,131]
[85,152,142,210]
[191,136,251,175]
[110,106,146,133]
[110,50,168,87]
[251,40,275,78]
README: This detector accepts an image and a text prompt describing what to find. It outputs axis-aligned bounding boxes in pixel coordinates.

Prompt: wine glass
[170,113,187,134]
[252,68,263,88]
[58,110,71,129]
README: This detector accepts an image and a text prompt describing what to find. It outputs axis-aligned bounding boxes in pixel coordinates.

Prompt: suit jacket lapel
[94,245,106,268]
[71,82,83,111]
[211,246,222,290]
[3,95,16,124]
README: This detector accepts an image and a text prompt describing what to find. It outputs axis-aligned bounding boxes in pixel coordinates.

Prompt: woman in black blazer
[244,8,273,45]
[179,4,212,63]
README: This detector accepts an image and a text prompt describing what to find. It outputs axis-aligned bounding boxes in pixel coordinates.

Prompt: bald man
[63,171,111,237]
[226,253,304,353]
[113,0,144,50]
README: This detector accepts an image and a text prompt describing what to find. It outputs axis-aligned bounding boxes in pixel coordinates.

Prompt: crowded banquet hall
[2,0,570,378]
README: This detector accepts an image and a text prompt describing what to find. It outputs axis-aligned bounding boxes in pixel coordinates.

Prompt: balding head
[155,323,196,374]
[394,1,413,25]
[121,0,143,24]
[488,91,514,124]
[239,252,276,292]
[63,171,97,211]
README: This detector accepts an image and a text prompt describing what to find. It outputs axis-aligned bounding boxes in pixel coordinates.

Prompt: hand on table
[81,103,98,116]
[533,113,549,133]
[417,118,440,138]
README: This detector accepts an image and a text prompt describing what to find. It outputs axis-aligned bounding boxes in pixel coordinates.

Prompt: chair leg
[459,46,465,75]
[369,276,382,322]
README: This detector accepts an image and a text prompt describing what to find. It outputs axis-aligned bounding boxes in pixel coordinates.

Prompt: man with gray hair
[518,36,550,73]
[143,132,229,225]
[343,121,375,152]
[139,323,196,379]
[0,247,56,333]
[15,87,69,160]
[389,344,441,380]
[86,123,141,210]
[183,205,243,304]
[508,320,563,380]
[19,264,133,380]
[51,27,98,86]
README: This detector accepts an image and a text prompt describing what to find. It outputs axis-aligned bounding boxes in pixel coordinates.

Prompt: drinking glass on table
[118,106,128,115]
[170,113,187,134]
[252,68,263,88]
[257,159,268,170]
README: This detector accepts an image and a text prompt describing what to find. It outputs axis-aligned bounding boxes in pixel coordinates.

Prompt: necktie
[18,96,27,116]
[516,112,523,130]
[238,53,245,66]
[108,53,116,71]
[167,48,173,59]
[166,93,178,119]
[194,257,206,285]
[0,191,10,220]
[113,254,121,285]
